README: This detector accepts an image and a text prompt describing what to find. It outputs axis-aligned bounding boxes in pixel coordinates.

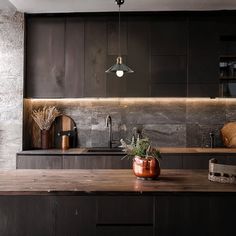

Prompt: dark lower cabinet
[16,154,132,169]
[16,155,62,169]
[63,155,132,169]
[156,195,236,236]
[96,226,153,236]
[17,153,236,169]
[0,195,235,236]
[96,196,154,236]
[55,196,96,236]
[182,154,227,169]
[0,196,55,236]
[160,154,182,169]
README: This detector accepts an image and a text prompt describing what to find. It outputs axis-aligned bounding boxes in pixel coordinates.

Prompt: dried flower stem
[32,106,60,130]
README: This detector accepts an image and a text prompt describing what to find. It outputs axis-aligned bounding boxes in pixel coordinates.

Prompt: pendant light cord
[118,4,121,57]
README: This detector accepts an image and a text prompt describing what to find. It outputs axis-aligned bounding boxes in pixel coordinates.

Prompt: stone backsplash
[24,98,236,149]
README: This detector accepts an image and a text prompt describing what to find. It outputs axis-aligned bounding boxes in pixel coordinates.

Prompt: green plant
[120,137,161,160]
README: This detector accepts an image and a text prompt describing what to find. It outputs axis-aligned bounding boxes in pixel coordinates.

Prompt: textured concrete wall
[0,9,24,169]
[27,98,236,149]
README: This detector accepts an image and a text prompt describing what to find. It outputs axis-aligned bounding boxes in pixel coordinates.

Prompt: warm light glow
[116,70,124,77]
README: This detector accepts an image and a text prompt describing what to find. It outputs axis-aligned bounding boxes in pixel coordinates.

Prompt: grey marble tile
[186,123,224,147]
[225,100,236,122]
[124,101,186,125]
[141,124,186,147]
[186,100,226,125]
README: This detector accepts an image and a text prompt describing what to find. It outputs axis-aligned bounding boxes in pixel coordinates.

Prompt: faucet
[106,115,112,148]
[209,132,215,148]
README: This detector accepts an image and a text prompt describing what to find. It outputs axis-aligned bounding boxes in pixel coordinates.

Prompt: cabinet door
[150,16,187,97]
[156,195,236,236]
[84,17,107,97]
[64,17,85,97]
[188,16,219,97]
[26,17,65,98]
[125,17,149,97]
[63,155,132,169]
[55,196,96,236]
[16,155,62,169]
[160,154,183,169]
[0,196,54,236]
[182,154,226,169]
[96,196,154,236]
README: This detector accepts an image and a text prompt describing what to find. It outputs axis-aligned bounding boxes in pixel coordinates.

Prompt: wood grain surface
[0,169,235,195]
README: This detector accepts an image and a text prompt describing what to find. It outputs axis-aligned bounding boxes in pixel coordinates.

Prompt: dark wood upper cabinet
[84,17,107,97]
[151,16,187,55]
[65,17,85,97]
[26,17,66,98]
[188,16,219,97]
[25,13,236,98]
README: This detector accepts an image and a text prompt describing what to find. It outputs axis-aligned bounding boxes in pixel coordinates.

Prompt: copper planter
[133,156,160,180]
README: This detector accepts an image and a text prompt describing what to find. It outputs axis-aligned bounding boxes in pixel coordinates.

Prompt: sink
[86,147,124,153]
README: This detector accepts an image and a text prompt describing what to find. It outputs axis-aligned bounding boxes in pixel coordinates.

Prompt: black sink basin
[86,148,124,153]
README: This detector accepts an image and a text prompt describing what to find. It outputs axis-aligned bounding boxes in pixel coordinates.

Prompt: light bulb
[116,70,124,77]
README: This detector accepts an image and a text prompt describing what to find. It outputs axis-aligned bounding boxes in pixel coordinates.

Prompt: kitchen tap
[106,115,112,148]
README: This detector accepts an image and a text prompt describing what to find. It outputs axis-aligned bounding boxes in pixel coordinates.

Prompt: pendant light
[105,0,134,77]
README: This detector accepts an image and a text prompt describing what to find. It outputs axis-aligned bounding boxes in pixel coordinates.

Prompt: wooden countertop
[0,169,235,195]
[17,147,236,155]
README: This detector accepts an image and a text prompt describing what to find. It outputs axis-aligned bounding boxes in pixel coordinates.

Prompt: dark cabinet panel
[96,226,153,236]
[107,20,127,56]
[151,55,187,97]
[25,13,231,98]
[0,196,54,236]
[151,16,187,55]
[63,155,132,169]
[96,196,154,224]
[182,154,226,169]
[125,18,149,96]
[188,83,219,97]
[65,17,85,97]
[26,17,65,98]
[55,196,96,236]
[188,16,219,97]
[16,155,62,169]
[151,55,187,84]
[156,195,236,236]
[160,154,182,169]
[84,18,107,97]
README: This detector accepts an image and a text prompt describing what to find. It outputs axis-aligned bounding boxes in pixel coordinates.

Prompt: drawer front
[96,226,153,236]
[16,155,62,169]
[96,196,154,225]
[63,155,132,169]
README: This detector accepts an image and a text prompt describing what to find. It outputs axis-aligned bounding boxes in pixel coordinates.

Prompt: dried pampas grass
[32,106,61,130]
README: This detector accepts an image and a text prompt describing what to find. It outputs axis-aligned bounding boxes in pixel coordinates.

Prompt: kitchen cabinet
[26,12,235,98]
[160,154,182,169]
[16,153,132,169]
[17,152,235,169]
[96,196,154,236]
[26,17,66,98]
[0,196,54,236]
[55,196,96,236]
[63,155,132,169]
[16,155,62,169]
[155,195,236,236]
[182,154,227,169]
[188,16,219,97]
[150,16,188,97]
